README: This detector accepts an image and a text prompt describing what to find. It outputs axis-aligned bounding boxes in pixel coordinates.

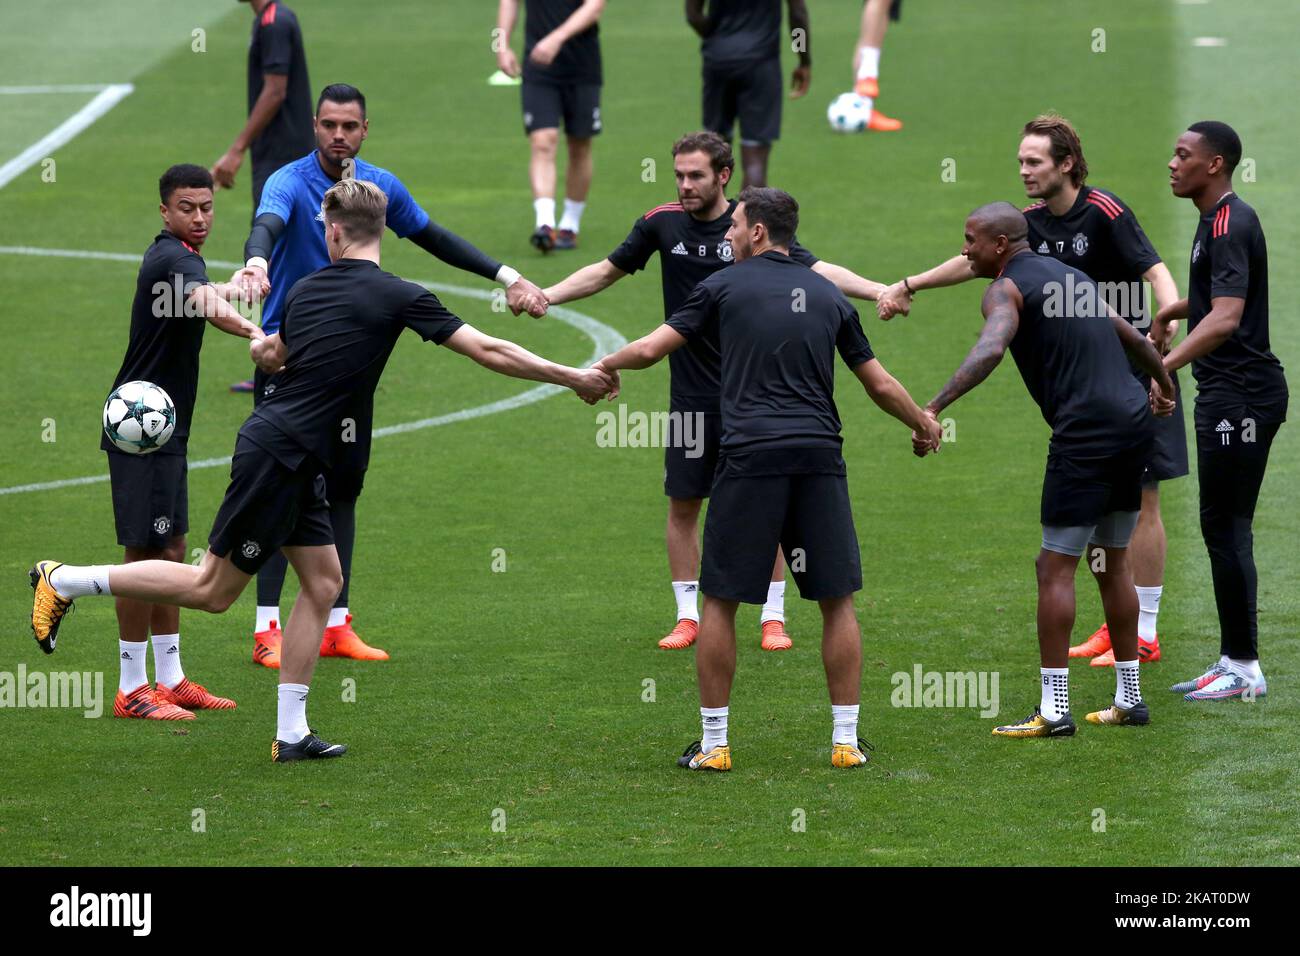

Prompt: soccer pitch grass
[0,0,1296,866]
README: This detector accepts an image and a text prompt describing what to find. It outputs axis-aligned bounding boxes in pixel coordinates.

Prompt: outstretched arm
[544,259,628,305]
[926,277,1020,415]
[406,221,546,317]
[188,284,263,340]
[598,324,688,372]
[878,254,974,319]
[442,324,615,402]
[852,358,935,437]
[1108,308,1174,412]
[811,260,887,301]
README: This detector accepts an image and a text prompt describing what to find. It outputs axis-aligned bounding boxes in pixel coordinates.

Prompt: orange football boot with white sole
[320,614,389,660]
[253,620,282,669]
[157,677,237,710]
[760,620,792,651]
[114,683,195,720]
[659,618,698,650]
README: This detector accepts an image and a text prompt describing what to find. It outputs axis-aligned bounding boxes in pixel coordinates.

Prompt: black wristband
[903,276,916,295]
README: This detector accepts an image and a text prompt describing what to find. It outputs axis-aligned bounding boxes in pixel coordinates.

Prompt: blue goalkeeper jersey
[255,153,430,333]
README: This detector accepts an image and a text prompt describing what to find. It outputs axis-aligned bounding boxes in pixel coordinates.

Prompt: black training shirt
[666,251,873,457]
[608,199,818,411]
[999,251,1153,455]
[700,0,782,67]
[247,1,313,171]
[1024,186,1162,325]
[102,231,211,456]
[1186,193,1288,421]
[523,0,602,86]
[247,259,464,469]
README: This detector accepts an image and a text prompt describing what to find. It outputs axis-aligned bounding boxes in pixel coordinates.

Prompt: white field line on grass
[0,84,134,190]
[0,246,627,497]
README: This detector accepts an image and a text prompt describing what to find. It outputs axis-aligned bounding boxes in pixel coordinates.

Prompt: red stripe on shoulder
[1088,189,1124,217]
[261,2,278,26]
[1022,202,1046,213]
[1214,204,1231,238]
[1085,196,1120,220]
[643,202,684,220]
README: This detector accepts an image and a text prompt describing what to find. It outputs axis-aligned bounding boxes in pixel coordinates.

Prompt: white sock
[1114,658,1142,709]
[672,581,700,623]
[1040,667,1069,721]
[151,633,184,688]
[831,704,859,746]
[277,683,311,744]
[118,641,148,693]
[49,564,112,599]
[856,46,881,81]
[760,579,786,624]
[256,605,280,633]
[1229,658,1262,681]
[1135,585,1162,641]
[534,197,556,229]
[327,606,348,628]
[701,706,728,751]
[558,198,585,233]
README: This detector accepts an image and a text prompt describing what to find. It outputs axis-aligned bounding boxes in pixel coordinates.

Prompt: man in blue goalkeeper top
[235,83,549,667]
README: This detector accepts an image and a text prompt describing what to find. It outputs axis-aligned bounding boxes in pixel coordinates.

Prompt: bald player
[919,203,1176,738]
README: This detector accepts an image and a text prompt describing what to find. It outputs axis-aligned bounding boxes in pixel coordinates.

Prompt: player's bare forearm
[927,280,1020,414]
[1163,297,1244,373]
[910,255,975,292]
[600,325,688,372]
[787,0,811,65]
[860,365,928,433]
[496,0,519,36]
[1143,262,1180,348]
[232,76,287,152]
[812,261,886,300]
[551,0,605,45]
[1109,310,1171,392]
[544,259,625,305]
[250,333,286,373]
[190,286,262,339]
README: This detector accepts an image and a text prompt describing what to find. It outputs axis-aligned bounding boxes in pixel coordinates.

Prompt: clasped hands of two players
[911,407,943,458]
[229,265,549,318]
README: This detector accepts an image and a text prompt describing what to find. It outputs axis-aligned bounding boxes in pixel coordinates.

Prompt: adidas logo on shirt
[671,242,688,255]
[1037,241,1050,254]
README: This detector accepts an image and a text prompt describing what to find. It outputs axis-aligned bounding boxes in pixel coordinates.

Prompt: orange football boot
[1090,637,1162,668]
[854,77,880,99]
[658,618,698,650]
[866,110,903,131]
[1069,623,1111,658]
[253,620,282,669]
[760,620,792,651]
[157,677,237,710]
[114,683,195,720]
[320,614,389,660]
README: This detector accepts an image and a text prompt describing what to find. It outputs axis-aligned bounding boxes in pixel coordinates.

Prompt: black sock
[331,496,357,609]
